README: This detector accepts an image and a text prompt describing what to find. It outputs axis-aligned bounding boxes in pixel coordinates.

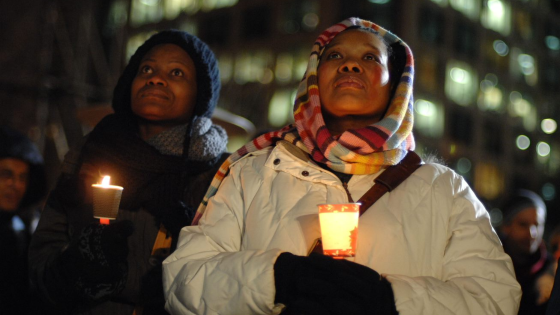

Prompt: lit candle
[91,176,123,224]
[318,203,360,259]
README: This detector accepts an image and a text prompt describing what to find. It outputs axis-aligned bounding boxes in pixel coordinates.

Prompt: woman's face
[131,43,197,125]
[318,29,391,126]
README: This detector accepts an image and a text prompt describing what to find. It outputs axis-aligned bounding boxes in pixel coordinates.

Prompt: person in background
[499,189,555,315]
[163,17,521,315]
[0,126,47,314]
[28,30,228,314]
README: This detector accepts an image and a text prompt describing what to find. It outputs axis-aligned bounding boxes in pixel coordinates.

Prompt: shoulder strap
[357,151,423,216]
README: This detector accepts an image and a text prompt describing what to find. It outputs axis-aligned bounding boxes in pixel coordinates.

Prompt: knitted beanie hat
[0,126,47,209]
[112,29,220,120]
[502,189,547,225]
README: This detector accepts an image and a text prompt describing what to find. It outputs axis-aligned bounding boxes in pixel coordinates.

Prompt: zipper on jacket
[342,182,354,203]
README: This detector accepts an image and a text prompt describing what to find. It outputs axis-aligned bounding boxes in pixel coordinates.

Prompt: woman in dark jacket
[28,30,229,315]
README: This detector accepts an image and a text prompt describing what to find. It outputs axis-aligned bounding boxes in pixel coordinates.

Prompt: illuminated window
[293,48,309,82]
[182,0,200,14]
[163,0,184,19]
[474,162,504,200]
[450,0,480,20]
[513,131,533,165]
[537,144,560,176]
[201,0,238,11]
[268,89,297,127]
[431,0,448,6]
[542,119,558,134]
[130,0,163,27]
[126,32,156,60]
[419,6,444,45]
[483,38,509,72]
[493,40,509,56]
[275,54,294,83]
[477,73,504,112]
[481,0,511,36]
[508,91,537,131]
[414,99,444,138]
[545,21,560,51]
[218,54,233,83]
[445,60,478,106]
[546,36,560,50]
[509,48,538,86]
[178,20,197,36]
[106,1,128,33]
[516,135,530,150]
[530,144,559,178]
[542,183,556,201]
[234,51,274,85]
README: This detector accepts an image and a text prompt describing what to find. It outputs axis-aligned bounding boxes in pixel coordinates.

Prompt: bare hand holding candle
[318,203,360,259]
[92,176,123,224]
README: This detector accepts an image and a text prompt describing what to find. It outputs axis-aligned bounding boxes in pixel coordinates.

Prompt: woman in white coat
[163,18,521,315]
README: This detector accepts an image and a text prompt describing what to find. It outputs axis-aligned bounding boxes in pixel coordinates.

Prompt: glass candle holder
[318,203,360,259]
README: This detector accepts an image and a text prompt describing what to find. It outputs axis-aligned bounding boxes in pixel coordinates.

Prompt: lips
[334,75,366,89]
[139,86,170,100]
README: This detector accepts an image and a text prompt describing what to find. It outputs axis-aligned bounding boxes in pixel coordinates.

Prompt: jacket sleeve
[385,169,521,315]
[163,160,284,315]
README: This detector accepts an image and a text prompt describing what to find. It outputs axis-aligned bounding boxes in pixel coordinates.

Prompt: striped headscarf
[192,17,415,224]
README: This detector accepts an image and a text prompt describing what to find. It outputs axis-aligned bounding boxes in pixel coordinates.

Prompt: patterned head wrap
[192,17,415,224]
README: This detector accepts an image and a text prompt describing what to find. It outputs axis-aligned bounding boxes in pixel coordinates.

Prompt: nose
[529,225,538,239]
[147,71,167,86]
[338,58,363,74]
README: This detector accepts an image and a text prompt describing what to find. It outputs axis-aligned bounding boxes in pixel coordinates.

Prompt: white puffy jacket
[163,141,521,314]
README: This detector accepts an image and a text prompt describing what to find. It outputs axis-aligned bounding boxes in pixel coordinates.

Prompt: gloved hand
[58,220,134,302]
[274,252,398,315]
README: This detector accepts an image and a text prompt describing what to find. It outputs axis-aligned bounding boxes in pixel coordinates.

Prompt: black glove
[58,220,134,303]
[274,252,398,315]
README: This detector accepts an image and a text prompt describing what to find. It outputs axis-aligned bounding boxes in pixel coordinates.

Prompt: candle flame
[101,176,111,186]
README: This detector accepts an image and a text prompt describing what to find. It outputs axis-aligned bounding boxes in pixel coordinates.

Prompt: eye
[326,51,342,60]
[171,69,184,77]
[0,170,12,180]
[364,54,381,63]
[139,65,152,74]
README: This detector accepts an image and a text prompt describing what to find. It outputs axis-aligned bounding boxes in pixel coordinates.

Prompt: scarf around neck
[192,17,415,224]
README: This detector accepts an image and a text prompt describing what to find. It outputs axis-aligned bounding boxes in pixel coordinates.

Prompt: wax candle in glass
[91,176,123,224]
[318,203,360,259]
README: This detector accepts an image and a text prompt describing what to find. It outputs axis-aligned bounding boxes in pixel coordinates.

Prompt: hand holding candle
[92,176,123,224]
[318,203,360,259]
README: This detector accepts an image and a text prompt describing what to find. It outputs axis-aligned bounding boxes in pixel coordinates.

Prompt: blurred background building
[1,0,559,230]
